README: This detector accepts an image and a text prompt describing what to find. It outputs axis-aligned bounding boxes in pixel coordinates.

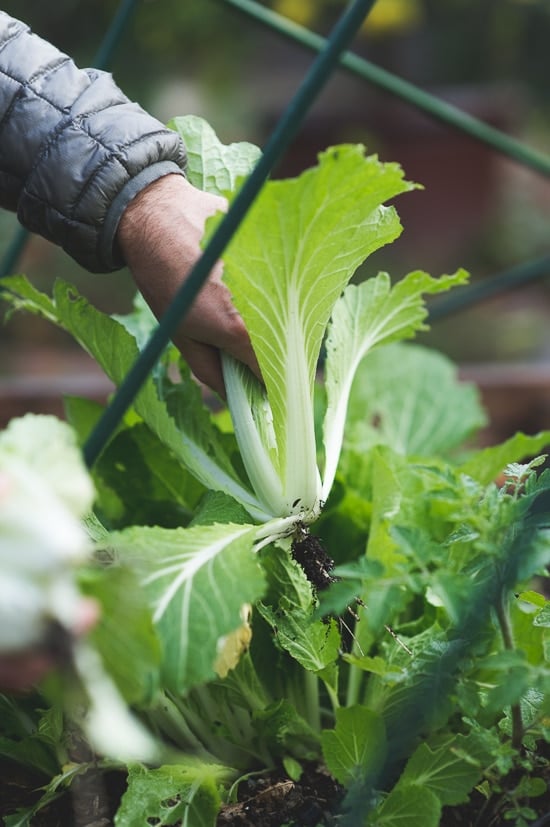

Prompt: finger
[178,337,226,399]
[180,288,262,382]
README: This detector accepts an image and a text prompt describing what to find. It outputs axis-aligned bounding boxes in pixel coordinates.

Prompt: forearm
[0,11,186,273]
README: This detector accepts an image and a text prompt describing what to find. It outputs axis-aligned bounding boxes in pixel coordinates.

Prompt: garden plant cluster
[2,117,550,826]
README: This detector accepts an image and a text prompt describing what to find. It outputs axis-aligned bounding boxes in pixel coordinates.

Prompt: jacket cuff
[99,162,185,271]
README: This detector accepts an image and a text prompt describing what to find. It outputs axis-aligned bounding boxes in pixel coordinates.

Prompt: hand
[117,174,260,397]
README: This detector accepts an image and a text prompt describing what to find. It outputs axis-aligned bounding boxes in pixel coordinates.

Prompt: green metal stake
[0,0,141,280]
[83,0,378,468]
[429,255,550,322]
[225,0,550,178]
[91,0,141,71]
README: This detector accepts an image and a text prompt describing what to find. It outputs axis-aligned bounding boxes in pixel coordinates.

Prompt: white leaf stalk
[222,354,286,518]
[282,300,323,519]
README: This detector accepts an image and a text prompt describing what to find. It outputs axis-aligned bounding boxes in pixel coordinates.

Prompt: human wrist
[115,171,188,263]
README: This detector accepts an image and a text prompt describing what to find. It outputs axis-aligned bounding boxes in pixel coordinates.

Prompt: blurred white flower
[0,414,95,518]
[0,460,91,574]
[0,414,95,652]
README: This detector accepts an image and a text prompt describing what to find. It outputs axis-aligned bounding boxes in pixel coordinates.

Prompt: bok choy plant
[184,115,468,540]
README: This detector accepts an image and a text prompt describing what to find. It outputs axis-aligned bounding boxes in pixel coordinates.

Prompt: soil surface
[3,757,550,826]
[216,764,343,827]
[0,762,342,827]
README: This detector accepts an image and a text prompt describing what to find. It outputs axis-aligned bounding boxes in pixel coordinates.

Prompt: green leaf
[1,275,267,521]
[189,490,253,527]
[342,343,485,459]
[342,654,407,684]
[258,600,340,674]
[221,145,415,515]
[168,114,261,195]
[254,699,320,761]
[109,524,265,692]
[58,280,263,510]
[1,274,57,324]
[483,666,532,715]
[518,590,547,610]
[112,290,161,352]
[367,786,441,827]
[321,705,386,787]
[499,687,548,740]
[534,603,550,627]
[79,565,162,705]
[460,431,550,485]
[283,755,303,781]
[3,809,34,827]
[115,761,228,827]
[398,733,488,806]
[510,598,546,666]
[260,544,315,614]
[0,695,60,777]
[66,396,205,528]
[315,559,384,620]
[365,448,403,570]
[323,272,469,496]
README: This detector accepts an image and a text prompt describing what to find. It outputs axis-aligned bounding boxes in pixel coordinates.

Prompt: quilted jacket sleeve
[0,12,187,272]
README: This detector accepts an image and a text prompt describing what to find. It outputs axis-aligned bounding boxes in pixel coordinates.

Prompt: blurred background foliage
[3,0,550,393]
[4,0,550,102]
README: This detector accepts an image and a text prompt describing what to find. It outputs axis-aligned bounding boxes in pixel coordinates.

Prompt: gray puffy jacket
[0,12,187,272]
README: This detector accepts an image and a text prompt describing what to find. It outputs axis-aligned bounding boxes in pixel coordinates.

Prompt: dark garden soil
[291,527,337,593]
[0,759,127,827]
[0,761,343,827]
[216,764,344,827]
[2,757,550,826]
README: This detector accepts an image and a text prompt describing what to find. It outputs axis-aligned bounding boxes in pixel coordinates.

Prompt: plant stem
[150,694,219,762]
[322,678,340,717]
[304,670,321,733]
[495,590,523,750]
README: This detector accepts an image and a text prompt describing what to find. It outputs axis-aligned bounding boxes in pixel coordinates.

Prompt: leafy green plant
[2,116,550,826]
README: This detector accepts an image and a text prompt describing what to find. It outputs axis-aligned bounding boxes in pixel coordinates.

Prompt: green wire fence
[3,1,550,823]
